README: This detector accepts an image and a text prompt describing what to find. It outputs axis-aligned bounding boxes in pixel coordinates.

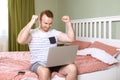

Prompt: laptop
[44,45,78,67]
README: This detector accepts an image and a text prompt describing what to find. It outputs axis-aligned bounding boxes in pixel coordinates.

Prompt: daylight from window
[0,0,8,36]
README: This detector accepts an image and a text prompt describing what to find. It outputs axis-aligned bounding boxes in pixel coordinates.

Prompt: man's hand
[61,16,71,23]
[30,15,39,24]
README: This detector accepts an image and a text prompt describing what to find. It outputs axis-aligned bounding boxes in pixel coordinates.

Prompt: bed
[67,15,120,80]
[0,15,120,80]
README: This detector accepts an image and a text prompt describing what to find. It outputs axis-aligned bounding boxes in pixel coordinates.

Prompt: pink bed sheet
[0,52,38,80]
[0,51,115,79]
[75,55,112,74]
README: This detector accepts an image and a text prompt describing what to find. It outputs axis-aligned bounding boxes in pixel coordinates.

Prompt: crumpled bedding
[77,48,118,64]
[0,50,118,80]
[75,48,118,74]
[0,52,38,80]
[75,55,111,74]
[0,52,65,80]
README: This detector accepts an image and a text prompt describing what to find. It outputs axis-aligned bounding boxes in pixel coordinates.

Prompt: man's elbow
[69,38,75,42]
[17,38,26,45]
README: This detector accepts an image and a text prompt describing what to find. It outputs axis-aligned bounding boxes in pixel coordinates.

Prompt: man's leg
[59,64,77,80]
[36,66,51,80]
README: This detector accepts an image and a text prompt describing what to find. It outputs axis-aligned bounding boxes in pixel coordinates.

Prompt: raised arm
[58,16,75,42]
[17,15,38,44]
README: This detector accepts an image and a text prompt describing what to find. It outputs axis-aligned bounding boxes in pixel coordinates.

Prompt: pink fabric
[89,41,118,56]
[0,52,38,80]
[0,71,38,80]
[0,51,30,61]
[75,55,111,74]
[0,52,63,80]
[13,71,38,80]
[0,51,115,79]
[0,58,29,72]
[71,40,91,50]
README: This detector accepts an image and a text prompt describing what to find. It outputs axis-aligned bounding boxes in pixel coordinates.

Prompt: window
[0,0,8,51]
[0,0,8,36]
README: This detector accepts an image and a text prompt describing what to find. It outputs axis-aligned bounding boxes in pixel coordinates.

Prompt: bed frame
[65,15,120,80]
[66,15,120,48]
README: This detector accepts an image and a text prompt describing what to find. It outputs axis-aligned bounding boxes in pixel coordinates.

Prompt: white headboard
[66,16,120,48]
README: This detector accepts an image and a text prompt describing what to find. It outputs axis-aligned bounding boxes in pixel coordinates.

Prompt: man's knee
[68,64,77,73]
[36,66,51,80]
[37,66,50,73]
[37,66,50,76]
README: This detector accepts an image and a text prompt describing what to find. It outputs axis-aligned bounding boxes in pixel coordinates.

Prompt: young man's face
[40,14,53,32]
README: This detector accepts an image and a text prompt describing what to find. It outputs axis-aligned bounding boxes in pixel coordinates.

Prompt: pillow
[89,41,118,56]
[71,40,91,50]
[75,55,110,74]
[77,48,118,64]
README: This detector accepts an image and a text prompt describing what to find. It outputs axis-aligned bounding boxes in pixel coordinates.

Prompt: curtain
[8,0,35,51]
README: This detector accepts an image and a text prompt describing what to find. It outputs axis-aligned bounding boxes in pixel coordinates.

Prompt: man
[17,10,77,80]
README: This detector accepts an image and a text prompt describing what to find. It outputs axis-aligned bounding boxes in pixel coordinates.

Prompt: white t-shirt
[28,28,61,64]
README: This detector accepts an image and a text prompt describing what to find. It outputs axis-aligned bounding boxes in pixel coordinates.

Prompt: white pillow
[77,48,118,64]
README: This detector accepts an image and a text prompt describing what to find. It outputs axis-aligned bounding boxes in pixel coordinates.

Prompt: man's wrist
[66,22,71,26]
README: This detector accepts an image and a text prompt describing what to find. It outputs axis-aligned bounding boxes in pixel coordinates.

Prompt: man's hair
[40,10,54,20]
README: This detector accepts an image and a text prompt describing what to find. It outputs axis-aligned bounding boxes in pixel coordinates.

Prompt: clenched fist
[30,15,39,24]
[61,16,71,23]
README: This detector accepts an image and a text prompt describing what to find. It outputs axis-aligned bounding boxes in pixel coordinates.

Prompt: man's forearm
[17,21,34,44]
[66,22,75,41]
